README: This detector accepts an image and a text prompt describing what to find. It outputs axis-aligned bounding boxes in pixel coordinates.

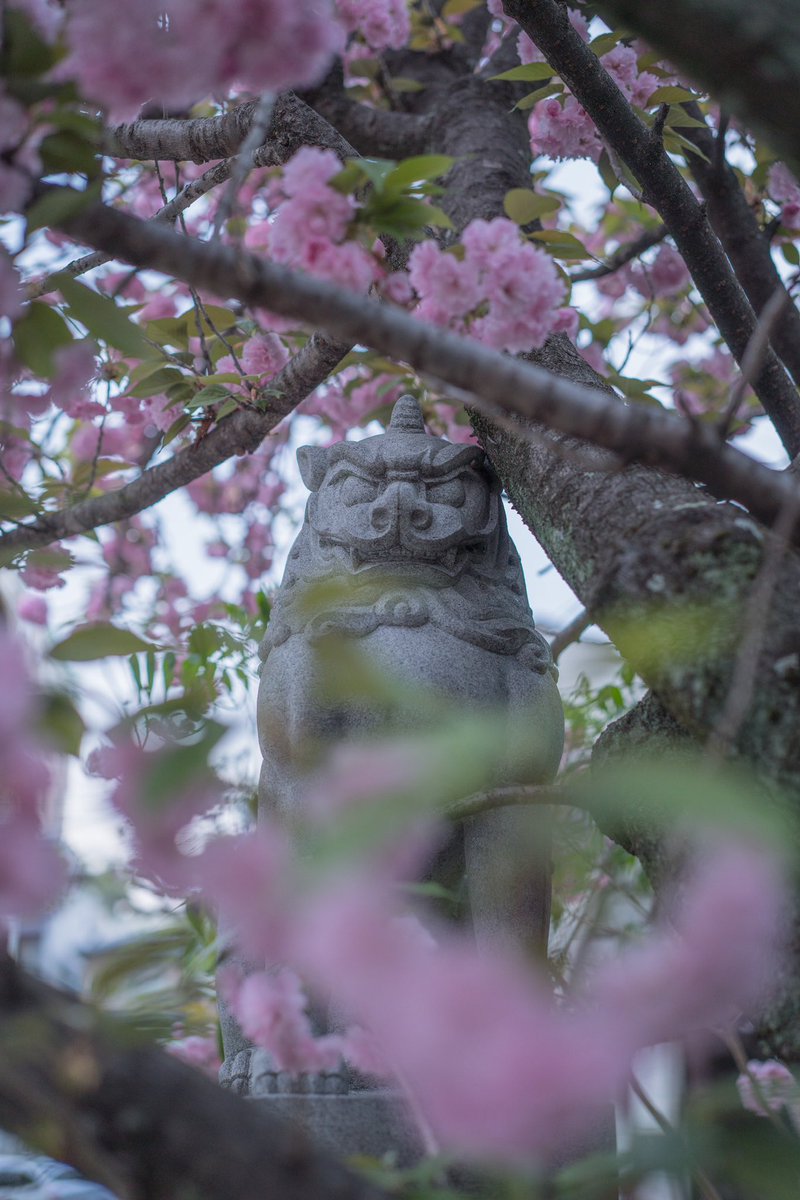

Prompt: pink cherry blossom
[228,967,344,1072]
[768,163,800,230]
[47,341,101,418]
[517,6,589,65]
[20,548,68,591]
[0,814,67,919]
[529,95,602,162]
[0,248,24,320]
[289,835,786,1163]
[336,0,410,50]
[198,829,296,962]
[408,218,570,352]
[634,244,691,298]
[0,631,66,920]
[59,0,344,123]
[165,1034,222,1079]
[241,333,289,381]
[737,1060,800,1126]
[408,241,482,326]
[17,593,48,625]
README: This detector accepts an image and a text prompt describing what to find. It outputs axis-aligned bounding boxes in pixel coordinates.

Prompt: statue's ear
[297,445,329,492]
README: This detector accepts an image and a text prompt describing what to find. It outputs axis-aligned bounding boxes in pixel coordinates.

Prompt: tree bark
[0,954,387,1200]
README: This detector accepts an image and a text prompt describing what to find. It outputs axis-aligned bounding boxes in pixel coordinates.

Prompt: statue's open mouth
[318,537,465,574]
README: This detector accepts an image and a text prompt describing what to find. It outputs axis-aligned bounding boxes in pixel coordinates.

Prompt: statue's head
[295,396,505,585]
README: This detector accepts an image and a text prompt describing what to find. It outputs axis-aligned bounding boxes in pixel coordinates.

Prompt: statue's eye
[339,474,380,506]
[427,478,465,507]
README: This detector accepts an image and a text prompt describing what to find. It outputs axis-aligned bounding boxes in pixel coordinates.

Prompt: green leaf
[128,366,186,399]
[142,314,192,350]
[503,187,561,225]
[0,487,39,520]
[39,128,100,177]
[51,623,157,662]
[56,275,152,359]
[189,383,232,408]
[383,155,455,193]
[663,107,709,130]
[356,158,397,192]
[489,62,554,83]
[514,80,563,111]
[0,7,59,80]
[38,690,86,756]
[597,149,619,196]
[162,413,192,445]
[530,229,591,260]
[781,241,800,266]
[441,0,481,15]
[645,84,700,106]
[365,195,453,239]
[12,301,73,377]
[390,76,425,93]
[589,31,622,56]
[26,182,101,234]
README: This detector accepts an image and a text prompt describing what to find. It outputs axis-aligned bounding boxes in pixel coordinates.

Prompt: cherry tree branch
[302,76,433,158]
[0,333,349,557]
[0,952,387,1200]
[678,100,800,393]
[4,192,800,557]
[594,0,800,170]
[26,159,234,300]
[570,225,668,283]
[501,0,800,459]
[108,90,426,165]
[29,95,361,302]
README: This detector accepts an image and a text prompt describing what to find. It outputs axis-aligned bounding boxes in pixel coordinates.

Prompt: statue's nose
[370,482,433,533]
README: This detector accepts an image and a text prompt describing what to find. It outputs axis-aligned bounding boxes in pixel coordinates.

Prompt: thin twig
[550,609,591,662]
[570,225,669,282]
[721,1030,795,1136]
[629,1074,723,1200]
[447,784,568,821]
[706,487,800,761]
[212,92,275,239]
[25,158,235,300]
[717,285,794,439]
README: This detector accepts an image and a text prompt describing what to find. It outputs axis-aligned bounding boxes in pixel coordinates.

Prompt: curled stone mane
[261,397,556,680]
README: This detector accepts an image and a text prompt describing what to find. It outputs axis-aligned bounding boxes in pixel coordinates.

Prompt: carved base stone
[221,1050,423,1164]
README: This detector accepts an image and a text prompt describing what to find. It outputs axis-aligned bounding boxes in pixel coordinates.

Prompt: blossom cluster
[525,10,666,163]
[81,716,788,1163]
[58,0,344,122]
[0,631,66,922]
[245,148,382,295]
[408,218,576,353]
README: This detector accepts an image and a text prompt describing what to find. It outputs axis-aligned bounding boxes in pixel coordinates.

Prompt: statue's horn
[388,394,426,433]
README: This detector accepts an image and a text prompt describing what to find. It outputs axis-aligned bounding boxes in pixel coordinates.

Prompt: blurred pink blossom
[737,1059,800,1126]
[59,0,343,122]
[228,967,344,1072]
[0,248,24,321]
[17,593,48,625]
[336,0,410,50]
[768,163,800,230]
[165,1034,222,1079]
[0,631,66,919]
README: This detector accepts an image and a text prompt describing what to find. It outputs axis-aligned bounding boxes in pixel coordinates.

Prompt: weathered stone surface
[220,396,564,1152]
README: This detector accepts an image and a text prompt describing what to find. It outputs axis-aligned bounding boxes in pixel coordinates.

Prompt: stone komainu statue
[220,396,564,1156]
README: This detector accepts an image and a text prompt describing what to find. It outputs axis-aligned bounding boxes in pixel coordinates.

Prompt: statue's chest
[260,622,548,729]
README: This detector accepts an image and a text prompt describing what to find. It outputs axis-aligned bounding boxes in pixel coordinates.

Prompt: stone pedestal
[220,1048,423,1164]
